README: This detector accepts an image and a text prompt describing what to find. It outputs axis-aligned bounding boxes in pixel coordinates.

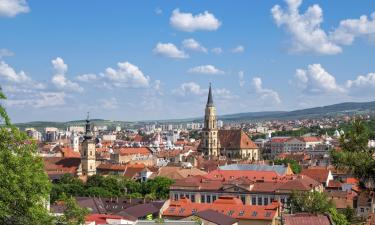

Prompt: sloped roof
[157,166,207,180]
[194,209,238,225]
[218,130,258,149]
[163,196,278,220]
[301,168,330,183]
[43,157,81,174]
[284,213,333,225]
[219,164,289,176]
[118,147,152,156]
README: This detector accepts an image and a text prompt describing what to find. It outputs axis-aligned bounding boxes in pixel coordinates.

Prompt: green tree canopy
[330,118,375,186]
[0,89,53,224]
[271,158,302,174]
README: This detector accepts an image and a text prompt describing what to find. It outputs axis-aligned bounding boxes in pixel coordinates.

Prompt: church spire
[84,112,92,140]
[207,83,214,107]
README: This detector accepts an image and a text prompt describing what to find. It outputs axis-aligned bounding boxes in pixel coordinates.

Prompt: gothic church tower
[80,113,96,176]
[201,83,219,157]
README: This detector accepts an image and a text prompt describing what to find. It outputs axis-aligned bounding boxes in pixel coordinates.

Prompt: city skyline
[1,0,375,122]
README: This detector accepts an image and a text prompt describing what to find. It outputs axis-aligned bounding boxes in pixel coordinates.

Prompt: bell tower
[80,112,96,176]
[201,83,218,157]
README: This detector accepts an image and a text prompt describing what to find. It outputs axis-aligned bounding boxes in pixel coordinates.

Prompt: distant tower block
[71,131,80,152]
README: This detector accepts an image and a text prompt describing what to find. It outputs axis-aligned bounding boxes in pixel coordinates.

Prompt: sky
[0,0,375,123]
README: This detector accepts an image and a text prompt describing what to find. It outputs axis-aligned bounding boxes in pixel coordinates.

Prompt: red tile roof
[43,157,81,174]
[163,196,279,221]
[118,147,152,156]
[300,168,330,184]
[284,213,333,225]
[218,130,258,149]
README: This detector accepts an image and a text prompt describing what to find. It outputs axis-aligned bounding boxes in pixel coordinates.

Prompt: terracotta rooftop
[300,168,330,183]
[118,147,152,156]
[218,130,258,149]
[163,196,279,221]
[284,213,333,225]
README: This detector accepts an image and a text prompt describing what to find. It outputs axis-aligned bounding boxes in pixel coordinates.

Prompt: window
[251,211,258,217]
[264,197,269,205]
[174,194,178,201]
[241,196,246,204]
[180,194,184,199]
[280,198,285,204]
[207,195,211,203]
[252,197,257,205]
[258,197,263,205]
[191,195,195,203]
[201,195,205,203]
[212,195,217,202]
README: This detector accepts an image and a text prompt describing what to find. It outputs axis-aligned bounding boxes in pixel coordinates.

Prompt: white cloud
[170,9,221,32]
[346,73,375,89]
[211,47,223,54]
[173,82,204,96]
[153,42,188,59]
[99,97,118,109]
[0,0,29,17]
[0,60,30,83]
[271,0,342,54]
[155,7,162,15]
[331,12,375,45]
[252,77,281,104]
[76,73,98,82]
[238,71,245,87]
[231,45,245,53]
[294,64,345,94]
[102,61,150,88]
[5,91,66,108]
[188,65,224,75]
[182,38,207,53]
[0,49,14,58]
[51,57,83,92]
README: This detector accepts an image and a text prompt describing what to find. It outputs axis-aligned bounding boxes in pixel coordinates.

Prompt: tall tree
[56,195,89,225]
[0,88,53,224]
[331,118,375,186]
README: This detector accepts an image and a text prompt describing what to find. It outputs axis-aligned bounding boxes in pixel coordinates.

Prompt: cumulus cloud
[0,0,29,17]
[346,73,375,90]
[211,47,223,54]
[173,82,205,96]
[331,12,375,45]
[252,77,281,104]
[294,64,345,94]
[153,42,188,59]
[238,71,245,87]
[231,45,245,53]
[5,91,66,108]
[155,7,162,15]
[102,61,150,88]
[170,9,221,32]
[182,38,207,53]
[76,73,98,82]
[0,49,14,58]
[99,97,118,109]
[272,0,375,55]
[188,65,224,75]
[0,60,31,83]
[51,57,83,92]
[271,0,341,54]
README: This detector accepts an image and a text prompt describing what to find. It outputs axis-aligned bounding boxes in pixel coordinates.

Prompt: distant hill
[217,101,375,121]
[13,101,375,130]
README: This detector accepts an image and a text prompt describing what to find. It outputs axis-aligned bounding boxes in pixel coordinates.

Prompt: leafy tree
[142,177,174,199]
[289,191,333,214]
[271,158,302,174]
[57,195,89,225]
[331,118,375,186]
[0,89,53,224]
[342,206,354,222]
[289,191,348,225]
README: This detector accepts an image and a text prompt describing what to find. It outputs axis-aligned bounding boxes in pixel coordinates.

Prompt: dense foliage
[0,89,53,225]
[289,191,348,225]
[51,174,174,203]
[56,195,89,225]
[330,119,375,186]
[271,158,302,174]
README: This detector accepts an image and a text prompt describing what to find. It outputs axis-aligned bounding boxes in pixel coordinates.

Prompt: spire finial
[207,83,214,107]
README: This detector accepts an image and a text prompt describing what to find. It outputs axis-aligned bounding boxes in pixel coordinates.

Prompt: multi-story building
[169,169,322,207]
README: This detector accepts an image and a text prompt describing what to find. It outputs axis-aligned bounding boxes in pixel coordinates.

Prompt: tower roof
[207,83,214,107]
[84,112,93,140]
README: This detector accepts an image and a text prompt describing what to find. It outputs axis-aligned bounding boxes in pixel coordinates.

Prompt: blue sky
[1,0,375,122]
